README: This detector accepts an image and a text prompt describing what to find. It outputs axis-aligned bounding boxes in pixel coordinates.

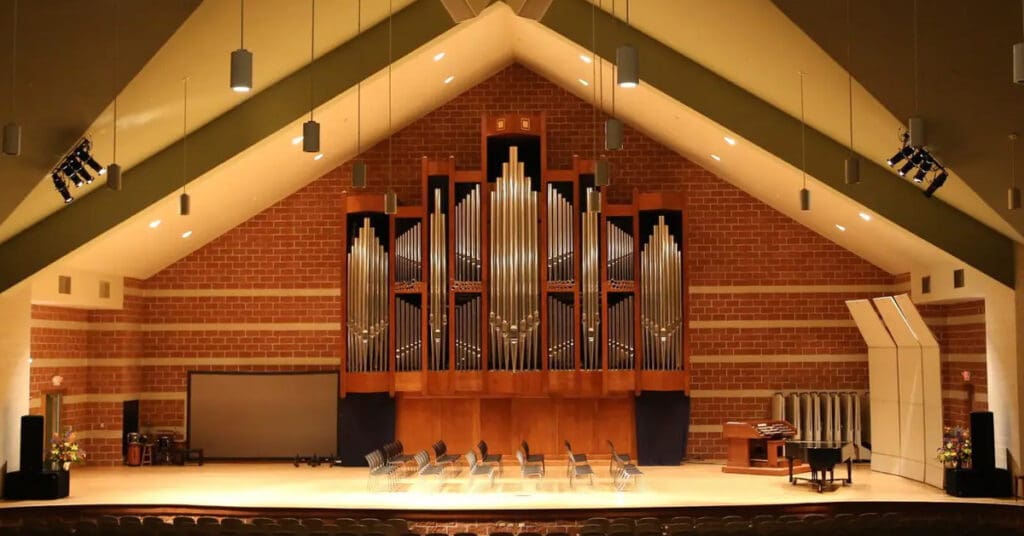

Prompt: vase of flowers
[50,429,85,471]
[938,425,971,496]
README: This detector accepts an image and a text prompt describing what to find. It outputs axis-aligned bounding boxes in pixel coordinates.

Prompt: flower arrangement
[936,425,971,469]
[50,429,85,470]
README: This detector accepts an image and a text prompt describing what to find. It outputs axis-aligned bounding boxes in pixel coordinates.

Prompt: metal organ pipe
[641,216,683,370]
[395,297,422,371]
[396,222,422,284]
[429,189,448,370]
[455,186,482,282]
[346,217,389,372]
[488,147,540,371]
[546,184,573,282]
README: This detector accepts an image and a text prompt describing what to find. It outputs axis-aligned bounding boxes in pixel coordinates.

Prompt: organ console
[721,420,810,476]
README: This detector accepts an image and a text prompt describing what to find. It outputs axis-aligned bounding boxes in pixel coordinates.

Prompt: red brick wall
[30,64,902,464]
[919,299,987,430]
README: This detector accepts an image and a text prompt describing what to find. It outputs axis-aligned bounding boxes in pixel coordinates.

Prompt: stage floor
[2,462,1017,511]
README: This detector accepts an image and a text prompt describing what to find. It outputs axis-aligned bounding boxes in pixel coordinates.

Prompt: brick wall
[919,299,988,430]
[30,63,904,464]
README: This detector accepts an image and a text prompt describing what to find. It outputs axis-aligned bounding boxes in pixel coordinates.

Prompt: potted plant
[937,425,971,495]
[49,429,85,471]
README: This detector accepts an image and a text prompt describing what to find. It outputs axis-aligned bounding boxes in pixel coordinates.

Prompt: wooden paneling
[397,396,635,458]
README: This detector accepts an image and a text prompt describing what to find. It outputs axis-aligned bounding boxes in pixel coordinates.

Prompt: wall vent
[953,269,965,289]
[921,276,931,295]
[99,280,111,299]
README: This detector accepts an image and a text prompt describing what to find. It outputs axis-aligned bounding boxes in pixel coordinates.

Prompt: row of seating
[365,440,643,491]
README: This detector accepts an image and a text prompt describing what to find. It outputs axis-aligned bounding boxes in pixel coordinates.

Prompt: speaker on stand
[19,415,44,474]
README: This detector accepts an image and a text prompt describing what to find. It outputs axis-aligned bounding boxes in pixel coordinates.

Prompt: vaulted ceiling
[0,0,1017,291]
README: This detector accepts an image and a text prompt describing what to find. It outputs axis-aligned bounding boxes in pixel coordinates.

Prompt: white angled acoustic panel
[846,299,898,475]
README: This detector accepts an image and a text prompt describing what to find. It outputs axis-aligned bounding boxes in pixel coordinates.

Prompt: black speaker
[3,470,69,500]
[971,411,995,471]
[20,415,44,474]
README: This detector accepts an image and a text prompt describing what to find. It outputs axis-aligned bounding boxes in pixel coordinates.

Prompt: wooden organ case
[339,114,689,456]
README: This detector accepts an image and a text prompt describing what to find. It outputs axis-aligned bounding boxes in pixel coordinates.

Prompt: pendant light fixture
[352,0,366,188]
[615,0,638,89]
[2,0,21,156]
[798,71,810,212]
[604,0,623,151]
[592,0,609,189]
[384,0,397,215]
[107,0,122,191]
[1015,0,1024,84]
[1010,134,1021,210]
[179,77,191,216]
[843,0,859,185]
[230,0,253,93]
[302,0,320,154]
[908,0,924,149]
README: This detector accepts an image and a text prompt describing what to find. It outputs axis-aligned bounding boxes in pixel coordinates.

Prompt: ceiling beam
[540,0,1015,288]
[0,0,455,293]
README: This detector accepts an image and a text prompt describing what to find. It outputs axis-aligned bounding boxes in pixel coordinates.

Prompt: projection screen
[188,372,338,459]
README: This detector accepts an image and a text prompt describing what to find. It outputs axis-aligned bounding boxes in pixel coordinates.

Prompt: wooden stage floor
[1,463,1016,511]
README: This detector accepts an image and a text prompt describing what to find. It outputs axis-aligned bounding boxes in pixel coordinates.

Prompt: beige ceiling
[0,0,200,233]
[586,0,1022,245]
[53,2,968,283]
[0,0,415,244]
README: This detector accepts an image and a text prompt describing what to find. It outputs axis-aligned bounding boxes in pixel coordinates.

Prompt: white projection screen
[188,372,338,459]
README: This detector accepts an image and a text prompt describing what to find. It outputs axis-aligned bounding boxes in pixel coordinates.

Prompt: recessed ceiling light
[578,78,589,86]
[149,219,162,229]
[181,230,193,238]
[580,54,592,64]
[313,153,324,161]
[433,52,445,62]
[291,136,303,145]
[710,154,721,161]
[444,75,455,84]
[859,212,872,221]
[835,224,846,232]
[723,136,736,146]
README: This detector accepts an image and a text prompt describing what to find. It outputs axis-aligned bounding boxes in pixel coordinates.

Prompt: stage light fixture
[62,161,84,187]
[51,172,73,204]
[887,146,912,166]
[898,160,915,177]
[924,170,947,198]
[75,141,106,175]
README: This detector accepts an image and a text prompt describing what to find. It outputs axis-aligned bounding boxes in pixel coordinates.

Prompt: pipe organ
[641,215,684,371]
[489,147,541,372]
[345,217,389,373]
[339,114,688,397]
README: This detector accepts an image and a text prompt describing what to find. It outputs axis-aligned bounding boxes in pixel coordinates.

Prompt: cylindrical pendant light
[1015,1,1024,84]
[3,0,20,156]
[179,192,191,216]
[302,120,320,153]
[843,0,859,185]
[587,188,602,214]
[107,0,122,191]
[798,71,810,211]
[107,164,122,191]
[616,45,638,88]
[383,0,394,211]
[595,158,610,187]
[352,161,367,188]
[230,0,252,92]
[353,0,366,187]
[908,117,925,148]
[302,0,320,153]
[1010,134,1021,211]
[605,117,623,151]
[2,122,20,156]
[384,189,398,215]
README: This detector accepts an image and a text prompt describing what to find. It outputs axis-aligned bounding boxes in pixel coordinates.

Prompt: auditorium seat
[384,519,408,532]
[583,518,610,528]
[452,532,477,536]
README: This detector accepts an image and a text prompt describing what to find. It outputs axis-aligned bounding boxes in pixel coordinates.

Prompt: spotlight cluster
[886,132,948,198]
[50,139,106,204]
